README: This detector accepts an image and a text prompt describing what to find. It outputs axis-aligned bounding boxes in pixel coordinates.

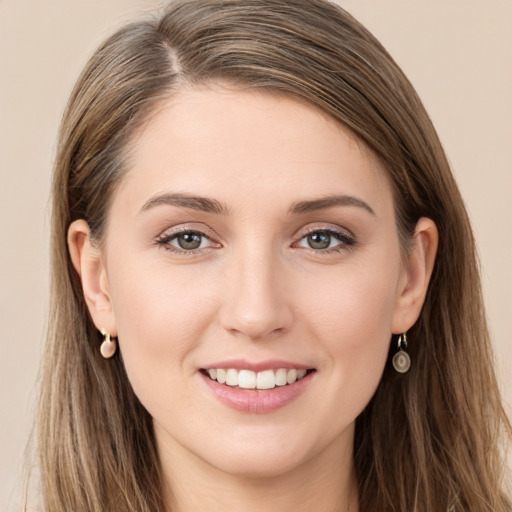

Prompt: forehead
[114,85,392,216]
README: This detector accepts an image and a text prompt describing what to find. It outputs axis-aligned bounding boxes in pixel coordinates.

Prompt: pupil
[178,232,202,250]
[308,232,331,249]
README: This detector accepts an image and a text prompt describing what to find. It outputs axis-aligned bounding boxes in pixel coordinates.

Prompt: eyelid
[157,222,219,240]
[155,224,222,253]
[294,223,354,241]
[292,224,356,251]
[154,222,355,255]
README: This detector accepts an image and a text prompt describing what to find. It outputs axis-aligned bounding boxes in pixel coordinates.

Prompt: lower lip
[200,371,314,413]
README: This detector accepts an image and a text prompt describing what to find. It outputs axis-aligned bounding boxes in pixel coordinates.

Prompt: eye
[304,231,333,250]
[173,231,205,250]
[295,228,355,252]
[156,229,220,253]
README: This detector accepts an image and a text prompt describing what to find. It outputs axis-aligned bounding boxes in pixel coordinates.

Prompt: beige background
[1,1,511,509]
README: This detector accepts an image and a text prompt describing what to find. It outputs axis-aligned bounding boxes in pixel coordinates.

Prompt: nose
[219,243,294,341]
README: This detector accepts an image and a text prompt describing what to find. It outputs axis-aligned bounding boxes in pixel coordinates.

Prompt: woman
[33,0,510,510]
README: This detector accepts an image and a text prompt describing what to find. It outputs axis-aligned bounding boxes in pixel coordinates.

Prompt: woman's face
[79,86,429,479]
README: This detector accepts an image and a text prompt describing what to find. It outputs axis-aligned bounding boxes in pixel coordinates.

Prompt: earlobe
[391,217,438,334]
[67,220,117,336]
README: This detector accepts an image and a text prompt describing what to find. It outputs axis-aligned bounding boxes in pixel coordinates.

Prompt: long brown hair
[34,1,510,510]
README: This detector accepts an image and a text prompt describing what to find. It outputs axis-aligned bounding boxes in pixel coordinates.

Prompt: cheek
[298,256,399,399]
[301,258,399,340]
[110,251,219,334]
[106,254,218,400]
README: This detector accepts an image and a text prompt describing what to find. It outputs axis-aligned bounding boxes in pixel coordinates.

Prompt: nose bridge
[220,238,293,339]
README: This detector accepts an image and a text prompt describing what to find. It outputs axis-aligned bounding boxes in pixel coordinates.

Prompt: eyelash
[155,226,356,255]
[155,228,219,255]
[293,226,356,254]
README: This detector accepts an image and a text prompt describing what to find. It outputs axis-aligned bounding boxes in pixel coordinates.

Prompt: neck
[157,424,359,512]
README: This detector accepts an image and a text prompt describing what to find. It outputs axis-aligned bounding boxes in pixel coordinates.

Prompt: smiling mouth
[200,368,316,390]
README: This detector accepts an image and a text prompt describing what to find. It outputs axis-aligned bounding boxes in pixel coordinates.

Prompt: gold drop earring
[392,333,411,373]
[100,328,117,359]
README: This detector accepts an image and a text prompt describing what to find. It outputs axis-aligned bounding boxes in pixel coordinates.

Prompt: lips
[199,360,316,413]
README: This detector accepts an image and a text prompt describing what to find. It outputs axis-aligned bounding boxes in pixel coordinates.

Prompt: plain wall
[1,1,511,509]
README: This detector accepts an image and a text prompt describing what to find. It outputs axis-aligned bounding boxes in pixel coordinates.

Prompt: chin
[194,426,335,480]
[206,449,309,479]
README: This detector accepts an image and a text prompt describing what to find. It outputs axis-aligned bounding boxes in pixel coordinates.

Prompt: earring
[392,333,411,373]
[100,328,117,359]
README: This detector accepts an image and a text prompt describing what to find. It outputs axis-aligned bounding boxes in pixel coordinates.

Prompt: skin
[69,85,438,512]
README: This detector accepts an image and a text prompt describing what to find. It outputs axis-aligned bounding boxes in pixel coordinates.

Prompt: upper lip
[200,359,313,372]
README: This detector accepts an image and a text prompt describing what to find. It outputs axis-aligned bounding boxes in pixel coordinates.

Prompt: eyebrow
[289,195,375,216]
[140,192,375,217]
[140,192,229,215]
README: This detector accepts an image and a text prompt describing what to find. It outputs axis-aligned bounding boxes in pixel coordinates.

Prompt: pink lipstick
[199,360,315,413]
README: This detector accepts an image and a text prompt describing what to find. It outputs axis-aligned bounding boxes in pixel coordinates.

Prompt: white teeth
[275,368,287,386]
[238,370,256,389]
[216,368,226,384]
[257,370,275,390]
[205,367,310,389]
[226,369,238,386]
[286,369,298,384]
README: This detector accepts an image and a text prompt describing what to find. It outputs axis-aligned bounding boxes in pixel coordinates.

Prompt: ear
[68,219,117,336]
[391,217,438,334]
